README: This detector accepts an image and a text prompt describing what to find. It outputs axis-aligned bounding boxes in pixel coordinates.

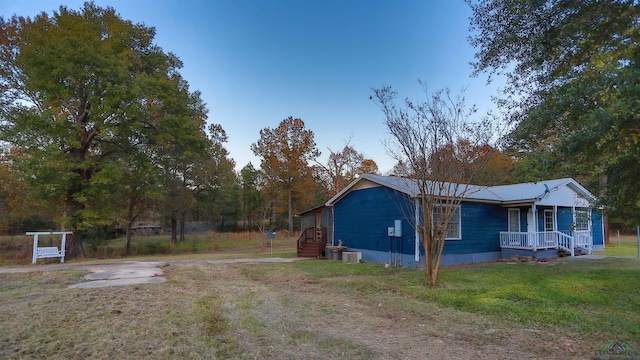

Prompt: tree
[358,159,379,176]
[373,85,496,286]
[190,124,238,231]
[468,0,640,224]
[461,144,514,186]
[251,117,320,234]
[315,141,370,196]
[239,163,264,230]
[117,150,162,256]
[151,97,209,244]
[0,4,207,257]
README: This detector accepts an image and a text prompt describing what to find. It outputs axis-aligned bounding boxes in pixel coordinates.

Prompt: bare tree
[315,139,377,196]
[373,84,498,286]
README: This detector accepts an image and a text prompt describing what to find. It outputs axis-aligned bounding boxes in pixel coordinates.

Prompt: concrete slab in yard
[69,261,166,289]
[69,276,166,288]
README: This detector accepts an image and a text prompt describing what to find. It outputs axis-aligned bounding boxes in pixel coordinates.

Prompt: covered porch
[499,230,592,257]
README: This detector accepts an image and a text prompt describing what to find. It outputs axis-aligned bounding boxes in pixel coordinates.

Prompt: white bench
[36,246,65,260]
[28,231,72,264]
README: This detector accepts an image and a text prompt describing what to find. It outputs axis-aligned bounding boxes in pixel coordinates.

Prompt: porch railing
[499,231,592,257]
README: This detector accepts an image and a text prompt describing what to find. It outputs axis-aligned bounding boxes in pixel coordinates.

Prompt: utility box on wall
[394,220,402,237]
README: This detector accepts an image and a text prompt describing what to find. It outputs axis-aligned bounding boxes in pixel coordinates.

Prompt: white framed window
[544,210,554,232]
[508,209,520,232]
[575,209,590,231]
[432,205,462,240]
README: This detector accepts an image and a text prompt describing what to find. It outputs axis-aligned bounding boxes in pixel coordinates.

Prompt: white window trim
[544,209,555,232]
[574,208,590,231]
[432,205,462,240]
[508,208,521,232]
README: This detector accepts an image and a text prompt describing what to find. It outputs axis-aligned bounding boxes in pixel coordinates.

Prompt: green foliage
[469,0,640,223]
[0,3,237,255]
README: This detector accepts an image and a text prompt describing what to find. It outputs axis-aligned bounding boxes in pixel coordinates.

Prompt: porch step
[559,248,586,257]
[298,242,325,258]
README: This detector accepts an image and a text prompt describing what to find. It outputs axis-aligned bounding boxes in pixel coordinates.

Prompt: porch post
[532,204,537,251]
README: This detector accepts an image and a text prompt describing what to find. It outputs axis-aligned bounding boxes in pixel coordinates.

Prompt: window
[575,209,590,231]
[432,205,461,240]
[544,210,554,232]
[508,209,520,232]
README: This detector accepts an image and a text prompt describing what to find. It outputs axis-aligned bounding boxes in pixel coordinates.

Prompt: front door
[527,210,535,233]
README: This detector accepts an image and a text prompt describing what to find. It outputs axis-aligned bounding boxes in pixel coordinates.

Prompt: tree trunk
[179,212,185,243]
[65,230,85,259]
[64,196,85,259]
[171,212,177,245]
[125,199,135,256]
[125,224,133,256]
[288,187,293,235]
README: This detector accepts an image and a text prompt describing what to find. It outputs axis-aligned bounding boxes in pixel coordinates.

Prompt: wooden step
[297,241,326,257]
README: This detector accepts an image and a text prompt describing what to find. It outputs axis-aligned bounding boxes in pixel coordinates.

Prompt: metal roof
[326,175,597,207]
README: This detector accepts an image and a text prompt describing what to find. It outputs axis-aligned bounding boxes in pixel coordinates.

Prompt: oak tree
[251,117,320,234]
[0,4,208,256]
[468,0,640,224]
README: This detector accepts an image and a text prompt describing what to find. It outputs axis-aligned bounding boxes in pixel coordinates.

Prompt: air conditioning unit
[342,251,361,264]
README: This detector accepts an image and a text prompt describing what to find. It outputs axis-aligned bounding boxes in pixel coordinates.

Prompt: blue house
[304,174,605,267]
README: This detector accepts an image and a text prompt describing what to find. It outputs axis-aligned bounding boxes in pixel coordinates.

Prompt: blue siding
[592,210,604,247]
[333,186,414,256]
[557,208,573,232]
[333,186,508,264]
[442,202,506,255]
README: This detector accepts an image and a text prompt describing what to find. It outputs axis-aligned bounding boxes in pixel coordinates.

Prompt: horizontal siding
[557,208,573,232]
[442,202,506,255]
[334,186,414,255]
[592,210,604,246]
[335,188,509,257]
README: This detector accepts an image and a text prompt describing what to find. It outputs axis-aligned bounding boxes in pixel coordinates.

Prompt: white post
[31,233,39,265]
[60,233,67,263]
[618,230,621,247]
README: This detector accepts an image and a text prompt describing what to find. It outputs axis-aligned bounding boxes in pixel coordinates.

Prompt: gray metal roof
[326,175,596,207]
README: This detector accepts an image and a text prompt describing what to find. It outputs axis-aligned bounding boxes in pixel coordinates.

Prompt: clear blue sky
[1,0,500,173]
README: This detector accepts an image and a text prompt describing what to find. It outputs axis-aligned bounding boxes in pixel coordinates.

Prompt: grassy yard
[1,255,639,359]
[595,234,640,257]
[0,231,298,266]
[293,258,640,345]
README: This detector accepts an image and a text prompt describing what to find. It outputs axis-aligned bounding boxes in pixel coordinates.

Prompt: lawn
[0,231,298,266]
[595,234,640,258]
[1,255,639,359]
[293,258,640,345]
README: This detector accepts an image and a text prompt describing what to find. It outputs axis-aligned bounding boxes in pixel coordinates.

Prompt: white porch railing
[499,231,592,257]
